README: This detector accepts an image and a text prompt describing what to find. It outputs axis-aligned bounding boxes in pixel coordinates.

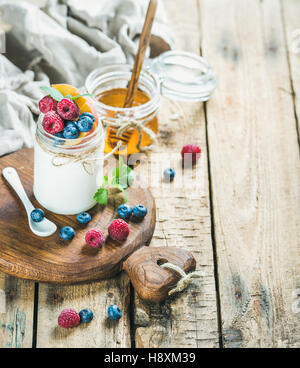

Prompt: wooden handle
[123,0,158,108]
[123,246,196,302]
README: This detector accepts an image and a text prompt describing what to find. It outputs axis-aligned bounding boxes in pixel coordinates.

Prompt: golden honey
[98,88,158,155]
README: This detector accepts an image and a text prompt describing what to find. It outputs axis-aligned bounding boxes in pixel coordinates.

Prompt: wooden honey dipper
[123,0,158,108]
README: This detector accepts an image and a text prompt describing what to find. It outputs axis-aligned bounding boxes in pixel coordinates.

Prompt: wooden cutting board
[0,148,196,302]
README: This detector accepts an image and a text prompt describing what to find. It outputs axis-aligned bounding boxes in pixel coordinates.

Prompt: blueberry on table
[133,205,148,219]
[76,212,91,224]
[117,204,133,220]
[60,226,76,240]
[79,308,94,323]
[163,168,175,182]
[108,305,122,321]
[30,208,44,223]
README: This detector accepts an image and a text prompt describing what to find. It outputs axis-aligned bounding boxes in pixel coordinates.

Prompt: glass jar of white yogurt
[34,114,105,215]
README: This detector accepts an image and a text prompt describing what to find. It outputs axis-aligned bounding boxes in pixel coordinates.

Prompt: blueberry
[30,208,44,223]
[64,120,77,128]
[54,132,64,138]
[77,116,94,132]
[133,205,147,219]
[107,305,122,321]
[76,212,91,224]
[54,131,64,146]
[163,168,175,182]
[79,308,94,323]
[63,124,79,139]
[117,204,133,220]
[60,226,76,240]
[79,112,95,122]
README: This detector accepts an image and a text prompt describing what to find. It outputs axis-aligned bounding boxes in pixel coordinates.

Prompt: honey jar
[85,51,217,156]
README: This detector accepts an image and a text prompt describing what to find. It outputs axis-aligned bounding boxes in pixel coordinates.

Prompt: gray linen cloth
[0,0,173,156]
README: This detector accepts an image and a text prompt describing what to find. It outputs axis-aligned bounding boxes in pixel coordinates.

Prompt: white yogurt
[34,116,104,215]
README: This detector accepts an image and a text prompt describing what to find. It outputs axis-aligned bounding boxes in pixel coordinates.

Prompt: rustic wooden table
[0,0,299,348]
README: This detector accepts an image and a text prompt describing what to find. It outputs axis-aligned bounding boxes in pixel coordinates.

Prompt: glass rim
[85,64,161,116]
[36,113,104,152]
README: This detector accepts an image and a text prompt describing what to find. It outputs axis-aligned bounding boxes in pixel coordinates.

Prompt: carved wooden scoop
[123,246,196,302]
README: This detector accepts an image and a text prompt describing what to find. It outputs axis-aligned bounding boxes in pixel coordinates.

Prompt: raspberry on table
[30,208,44,223]
[117,204,133,220]
[79,308,94,323]
[42,112,64,135]
[85,229,106,248]
[58,309,80,328]
[57,98,80,120]
[181,144,201,165]
[107,305,122,321]
[108,219,130,241]
[39,96,57,114]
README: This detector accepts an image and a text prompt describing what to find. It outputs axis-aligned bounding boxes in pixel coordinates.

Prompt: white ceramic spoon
[2,167,57,237]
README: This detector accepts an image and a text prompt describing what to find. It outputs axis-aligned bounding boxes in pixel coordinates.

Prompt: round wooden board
[0,148,156,284]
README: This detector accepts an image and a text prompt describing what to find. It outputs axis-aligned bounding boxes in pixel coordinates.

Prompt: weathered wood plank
[0,274,34,348]
[200,0,300,347]
[281,0,300,135]
[134,0,220,348]
[36,274,130,348]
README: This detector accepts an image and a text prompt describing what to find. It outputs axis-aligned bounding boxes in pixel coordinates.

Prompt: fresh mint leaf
[40,86,64,102]
[93,187,108,205]
[69,93,93,100]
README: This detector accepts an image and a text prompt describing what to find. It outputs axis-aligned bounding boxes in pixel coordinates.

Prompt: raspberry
[108,219,130,241]
[181,144,201,165]
[42,111,64,135]
[57,98,80,120]
[58,309,80,328]
[39,96,57,114]
[85,229,106,248]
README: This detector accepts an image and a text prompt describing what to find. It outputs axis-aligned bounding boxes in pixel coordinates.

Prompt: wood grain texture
[36,274,131,348]
[0,149,156,284]
[0,274,34,348]
[124,246,196,302]
[200,0,300,347]
[134,0,220,348]
[281,0,300,135]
